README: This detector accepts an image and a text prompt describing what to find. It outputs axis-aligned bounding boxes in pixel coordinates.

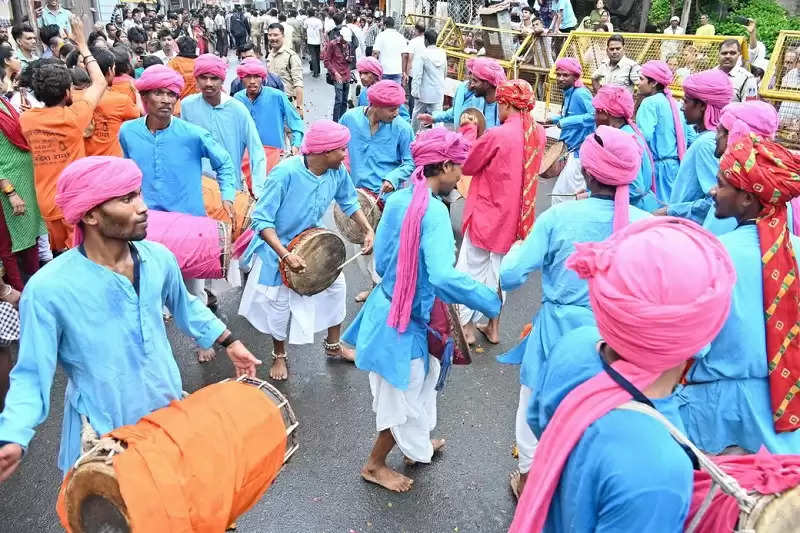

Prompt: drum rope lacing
[73,415,126,469]
[615,401,758,530]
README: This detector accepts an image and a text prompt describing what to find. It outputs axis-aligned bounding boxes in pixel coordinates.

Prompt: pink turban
[236,57,268,80]
[388,128,473,333]
[579,126,642,232]
[193,53,227,80]
[554,58,584,87]
[466,57,507,87]
[300,119,351,155]
[683,69,735,130]
[134,64,185,96]
[641,60,687,161]
[366,80,406,107]
[719,101,779,147]
[356,56,383,79]
[510,216,736,533]
[55,157,143,246]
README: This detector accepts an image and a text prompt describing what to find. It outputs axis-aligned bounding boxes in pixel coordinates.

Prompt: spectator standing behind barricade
[410,29,446,133]
[661,16,684,61]
[267,22,304,113]
[592,34,641,93]
[37,0,71,37]
[695,14,715,36]
[304,10,324,78]
[715,38,757,102]
[551,0,578,33]
[372,17,407,83]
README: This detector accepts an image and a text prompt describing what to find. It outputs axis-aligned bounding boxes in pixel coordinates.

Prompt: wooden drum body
[202,176,255,241]
[333,188,383,244]
[279,228,346,296]
[540,140,567,179]
[738,486,800,532]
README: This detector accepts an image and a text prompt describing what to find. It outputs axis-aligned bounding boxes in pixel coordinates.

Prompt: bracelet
[279,251,292,262]
[218,335,236,348]
[84,58,97,66]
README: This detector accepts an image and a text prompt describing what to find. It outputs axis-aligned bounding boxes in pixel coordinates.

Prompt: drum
[539,140,568,179]
[202,176,255,241]
[428,298,471,365]
[333,188,383,244]
[280,228,346,296]
[737,487,800,532]
[146,210,231,279]
[59,377,298,533]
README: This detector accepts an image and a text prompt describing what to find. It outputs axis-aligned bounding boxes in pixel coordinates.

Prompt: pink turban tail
[683,69,735,131]
[301,119,351,155]
[356,56,383,79]
[466,57,507,87]
[134,65,185,96]
[366,80,407,107]
[579,126,642,232]
[193,53,227,80]
[641,60,687,161]
[236,58,268,79]
[509,217,736,533]
[55,156,143,245]
[592,86,657,194]
[554,58,584,87]
[387,128,472,333]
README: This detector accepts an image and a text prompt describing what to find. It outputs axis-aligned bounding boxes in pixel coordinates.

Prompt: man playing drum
[238,120,375,381]
[356,57,411,123]
[499,126,650,499]
[0,156,260,481]
[510,217,736,532]
[456,80,545,346]
[541,58,595,205]
[339,80,413,302]
[676,135,800,454]
[343,128,501,492]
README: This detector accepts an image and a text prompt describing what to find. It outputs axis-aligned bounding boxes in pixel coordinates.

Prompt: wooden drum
[202,176,255,241]
[280,227,346,296]
[333,188,383,244]
[736,486,800,532]
[540,140,567,179]
[59,377,298,533]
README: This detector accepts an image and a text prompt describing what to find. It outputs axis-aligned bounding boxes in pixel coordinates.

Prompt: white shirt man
[661,16,684,60]
[372,21,407,78]
[305,16,323,46]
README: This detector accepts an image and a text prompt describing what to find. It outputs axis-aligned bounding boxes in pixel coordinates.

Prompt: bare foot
[463,322,477,345]
[196,347,216,362]
[477,323,500,345]
[326,344,355,362]
[354,289,371,303]
[270,356,288,380]
[361,464,414,492]
[404,438,446,465]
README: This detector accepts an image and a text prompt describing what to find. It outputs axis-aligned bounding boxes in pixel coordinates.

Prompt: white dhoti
[456,229,505,325]
[515,385,538,474]
[183,276,208,305]
[369,357,441,464]
[550,153,585,205]
[238,256,347,344]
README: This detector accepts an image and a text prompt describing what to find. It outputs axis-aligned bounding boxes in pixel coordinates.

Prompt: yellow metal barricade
[441,23,531,81]
[758,31,800,149]
[401,14,453,37]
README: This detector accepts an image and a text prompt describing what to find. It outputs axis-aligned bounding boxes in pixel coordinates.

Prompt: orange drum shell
[279,228,346,296]
[202,177,254,241]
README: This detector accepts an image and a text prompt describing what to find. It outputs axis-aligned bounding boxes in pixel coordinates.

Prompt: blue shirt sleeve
[280,92,305,149]
[668,135,719,222]
[500,212,550,291]
[635,98,658,147]
[558,88,595,130]
[199,130,237,202]
[383,124,414,189]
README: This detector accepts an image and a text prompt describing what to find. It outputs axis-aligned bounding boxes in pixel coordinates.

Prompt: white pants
[238,256,346,344]
[516,385,538,474]
[370,357,441,463]
[456,230,505,325]
[183,276,208,305]
[550,153,585,205]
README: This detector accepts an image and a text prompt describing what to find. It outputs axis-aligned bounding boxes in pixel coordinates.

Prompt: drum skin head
[540,141,567,179]
[460,107,487,138]
[65,460,131,533]
[282,229,346,296]
[334,189,382,244]
[743,486,800,532]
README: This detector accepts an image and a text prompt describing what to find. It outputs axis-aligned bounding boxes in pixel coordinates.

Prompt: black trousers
[309,44,321,77]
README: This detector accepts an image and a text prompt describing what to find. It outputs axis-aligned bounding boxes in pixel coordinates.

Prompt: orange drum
[57,377,298,533]
[202,177,255,241]
[279,227,346,296]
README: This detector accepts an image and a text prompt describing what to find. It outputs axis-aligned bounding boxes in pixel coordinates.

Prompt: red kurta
[461,113,525,254]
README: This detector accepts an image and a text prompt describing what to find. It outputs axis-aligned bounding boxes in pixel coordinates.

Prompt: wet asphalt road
[0,57,548,533]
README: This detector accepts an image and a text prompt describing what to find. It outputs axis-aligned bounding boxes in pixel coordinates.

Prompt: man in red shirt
[457,79,545,344]
[322,17,353,122]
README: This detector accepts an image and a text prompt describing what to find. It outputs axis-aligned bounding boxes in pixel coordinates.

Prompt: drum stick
[338,251,364,271]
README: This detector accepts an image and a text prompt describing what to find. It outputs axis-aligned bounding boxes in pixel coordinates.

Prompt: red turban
[55,157,143,245]
[554,58,584,87]
[193,53,227,79]
[300,119,351,155]
[720,134,800,431]
[683,69,734,130]
[466,57,507,87]
[366,80,406,107]
[235,58,268,80]
[356,57,383,79]
[134,65,185,96]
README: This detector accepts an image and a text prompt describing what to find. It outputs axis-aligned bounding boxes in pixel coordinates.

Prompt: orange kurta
[110,75,138,107]
[85,90,140,157]
[168,56,199,100]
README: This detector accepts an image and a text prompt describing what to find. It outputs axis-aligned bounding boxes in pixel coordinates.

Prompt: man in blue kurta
[417,56,507,130]
[238,120,375,382]
[180,54,267,197]
[234,58,305,179]
[339,80,413,302]
[343,127,501,493]
[499,126,650,499]
[665,69,735,235]
[356,56,411,123]
[509,216,735,533]
[0,157,260,480]
[546,58,594,203]
[676,135,800,454]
